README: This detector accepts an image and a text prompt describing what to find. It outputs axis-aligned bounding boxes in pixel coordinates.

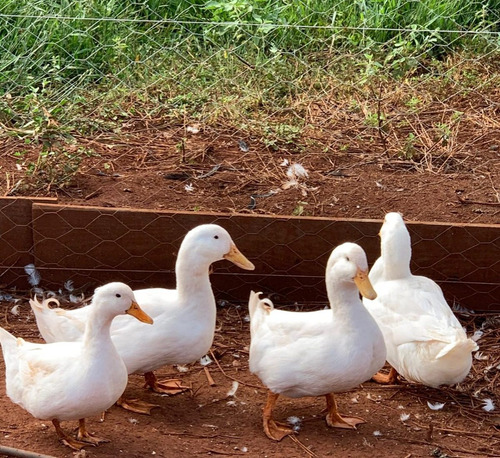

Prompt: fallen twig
[288,435,317,457]
[456,194,500,206]
[209,350,265,391]
[204,366,216,386]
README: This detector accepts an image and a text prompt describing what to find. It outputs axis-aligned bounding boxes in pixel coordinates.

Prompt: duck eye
[346,256,350,262]
[115,293,121,298]
[214,235,219,239]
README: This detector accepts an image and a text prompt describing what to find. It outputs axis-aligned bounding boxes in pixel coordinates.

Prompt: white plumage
[248,242,386,440]
[0,282,152,450]
[363,212,478,388]
[29,224,254,411]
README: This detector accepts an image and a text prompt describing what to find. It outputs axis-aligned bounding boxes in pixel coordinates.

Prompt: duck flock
[0,212,479,450]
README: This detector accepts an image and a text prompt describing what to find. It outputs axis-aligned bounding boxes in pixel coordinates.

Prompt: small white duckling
[30,224,255,413]
[363,212,478,387]
[249,242,386,441]
[0,282,153,450]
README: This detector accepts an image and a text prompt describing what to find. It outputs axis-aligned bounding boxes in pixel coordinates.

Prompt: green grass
[0,0,498,90]
[0,0,499,156]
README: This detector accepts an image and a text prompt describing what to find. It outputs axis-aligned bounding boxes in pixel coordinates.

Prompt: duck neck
[82,308,114,356]
[326,280,363,319]
[175,247,214,299]
[381,231,412,280]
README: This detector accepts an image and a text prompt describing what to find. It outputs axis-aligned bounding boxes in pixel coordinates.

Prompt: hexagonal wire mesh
[1,198,498,311]
[0,4,499,219]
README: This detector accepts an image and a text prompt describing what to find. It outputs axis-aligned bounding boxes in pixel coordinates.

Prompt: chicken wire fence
[0,198,499,311]
[0,3,500,206]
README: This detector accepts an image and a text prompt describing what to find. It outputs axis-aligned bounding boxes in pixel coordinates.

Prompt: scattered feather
[351,395,359,404]
[472,330,483,342]
[200,355,212,366]
[238,140,249,152]
[10,303,20,316]
[226,400,237,407]
[280,158,289,166]
[373,430,382,436]
[69,293,84,303]
[240,447,248,453]
[474,351,489,361]
[427,401,445,411]
[482,399,495,412]
[375,181,384,189]
[243,314,250,322]
[186,125,200,134]
[176,365,189,373]
[451,302,474,315]
[286,163,308,180]
[184,183,194,192]
[282,178,298,190]
[24,264,40,286]
[400,413,410,422]
[227,381,239,397]
[287,416,302,432]
[64,280,74,292]
[128,418,139,425]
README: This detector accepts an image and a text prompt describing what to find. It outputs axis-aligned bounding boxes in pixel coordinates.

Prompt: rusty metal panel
[29,204,500,311]
[0,197,57,288]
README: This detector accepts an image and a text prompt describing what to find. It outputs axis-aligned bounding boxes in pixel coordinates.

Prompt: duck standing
[249,242,386,440]
[0,282,153,450]
[363,212,478,387]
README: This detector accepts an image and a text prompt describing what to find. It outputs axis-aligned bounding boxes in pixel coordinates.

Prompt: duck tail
[248,291,274,320]
[29,296,63,344]
[248,291,261,320]
[0,326,18,353]
[29,296,60,313]
[436,337,478,359]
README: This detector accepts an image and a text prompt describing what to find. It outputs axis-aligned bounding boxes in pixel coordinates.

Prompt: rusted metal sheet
[27,203,499,311]
[0,197,57,288]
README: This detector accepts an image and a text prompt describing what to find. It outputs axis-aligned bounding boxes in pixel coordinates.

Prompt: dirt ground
[0,115,499,457]
[0,118,499,224]
[0,299,499,458]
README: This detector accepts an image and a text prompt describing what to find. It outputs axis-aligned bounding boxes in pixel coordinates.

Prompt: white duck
[0,282,153,450]
[30,224,255,412]
[249,242,386,441]
[363,212,478,387]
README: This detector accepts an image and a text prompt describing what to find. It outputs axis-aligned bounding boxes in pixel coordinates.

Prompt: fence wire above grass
[1,2,499,121]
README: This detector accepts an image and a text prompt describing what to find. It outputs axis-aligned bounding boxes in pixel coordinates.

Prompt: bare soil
[0,301,499,458]
[0,119,499,224]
